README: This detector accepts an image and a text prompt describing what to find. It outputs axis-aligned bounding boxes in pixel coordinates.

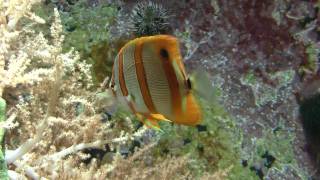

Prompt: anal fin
[144,118,162,131]
[136,113,163,131]
[150,113,171,122]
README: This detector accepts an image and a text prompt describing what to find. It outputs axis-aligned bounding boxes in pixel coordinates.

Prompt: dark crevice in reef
[82,144,115,165]
[299,93,320,176]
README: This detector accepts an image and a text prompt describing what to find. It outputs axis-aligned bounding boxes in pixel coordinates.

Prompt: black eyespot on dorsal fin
[186,78,192,90]
[160,48,169,59]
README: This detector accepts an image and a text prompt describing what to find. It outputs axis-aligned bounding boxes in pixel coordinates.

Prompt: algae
[244,126,307,179]
[152,97,256,179]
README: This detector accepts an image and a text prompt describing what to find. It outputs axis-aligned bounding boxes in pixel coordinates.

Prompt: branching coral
[0,0,47,96]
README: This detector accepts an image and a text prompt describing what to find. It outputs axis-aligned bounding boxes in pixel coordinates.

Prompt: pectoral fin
[182,95,187,113]
[189,70,216,103]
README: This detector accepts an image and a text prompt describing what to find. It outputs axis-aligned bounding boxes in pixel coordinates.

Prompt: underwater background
[0,0,320,179]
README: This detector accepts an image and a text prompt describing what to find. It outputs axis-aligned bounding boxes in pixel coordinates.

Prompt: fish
[109,35,203,129]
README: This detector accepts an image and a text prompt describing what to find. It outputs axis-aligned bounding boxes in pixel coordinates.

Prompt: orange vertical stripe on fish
[118,50,128,96]
[134,40,157,113]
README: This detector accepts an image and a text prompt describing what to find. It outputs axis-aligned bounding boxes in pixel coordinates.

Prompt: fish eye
[160,48,169,59]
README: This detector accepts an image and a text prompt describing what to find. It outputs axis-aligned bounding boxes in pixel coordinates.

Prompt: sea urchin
[129,2,171,37]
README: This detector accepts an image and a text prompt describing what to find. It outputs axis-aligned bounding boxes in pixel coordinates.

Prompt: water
[1,0,319,179]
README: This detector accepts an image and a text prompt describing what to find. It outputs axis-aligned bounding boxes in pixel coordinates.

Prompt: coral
[201,165,233,180]
[0,0,45,96]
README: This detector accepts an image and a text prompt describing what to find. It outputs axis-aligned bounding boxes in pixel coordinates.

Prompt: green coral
[298,43,319,75]
[33,0,119,84]
[305,43,319,72]
[0,98,8,180]
[60,1,118,83]
[59,1,117,54]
